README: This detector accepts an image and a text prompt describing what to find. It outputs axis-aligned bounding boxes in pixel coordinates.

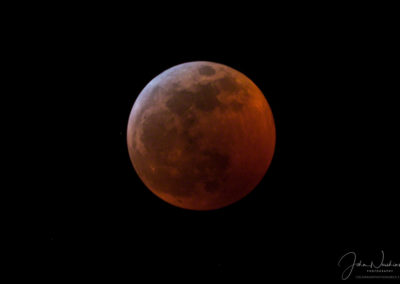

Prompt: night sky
[21,5,398,281]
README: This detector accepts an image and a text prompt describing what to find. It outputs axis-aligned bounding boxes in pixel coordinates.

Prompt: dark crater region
[137,103,231,197]
[165,75,246,116]
[166,82,221,114]
[198,65,216,76]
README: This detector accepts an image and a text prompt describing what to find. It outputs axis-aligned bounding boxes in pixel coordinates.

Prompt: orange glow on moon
[127,61,275,210]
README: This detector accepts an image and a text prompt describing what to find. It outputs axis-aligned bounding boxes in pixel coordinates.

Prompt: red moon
[127,62,276,210]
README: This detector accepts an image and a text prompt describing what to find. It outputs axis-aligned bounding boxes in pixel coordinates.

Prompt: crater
[229,100,244,111]
[182,129,201,152]
[141,111,178,155]
[166,82,222,114]
[137,136,232,198]
[198,65,216,76]
[199,150,230,173]
[192,83,221,111]
[216,75,239,94]
[166,89,194,115]
[182,111,197,129]
[204,180,220,193]
[197,150,230,193]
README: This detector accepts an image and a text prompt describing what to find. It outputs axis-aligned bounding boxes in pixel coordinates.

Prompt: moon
[127,61,276,210]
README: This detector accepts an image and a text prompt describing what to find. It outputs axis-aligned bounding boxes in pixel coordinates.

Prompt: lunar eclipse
[127,61,276,210]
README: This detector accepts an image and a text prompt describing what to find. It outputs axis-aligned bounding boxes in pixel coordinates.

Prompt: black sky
[18,5,399,281]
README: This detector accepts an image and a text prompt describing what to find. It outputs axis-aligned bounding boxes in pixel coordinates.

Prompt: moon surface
[127,61,275,210]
